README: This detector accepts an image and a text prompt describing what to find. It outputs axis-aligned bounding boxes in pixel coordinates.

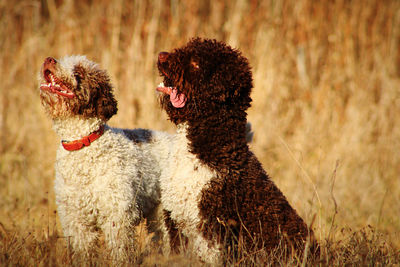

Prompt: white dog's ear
[96,78,118,121]
[72,64,118,120]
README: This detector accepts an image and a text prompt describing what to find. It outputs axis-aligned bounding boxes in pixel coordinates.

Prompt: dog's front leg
[57,202,100,259]
[101,209,138,263]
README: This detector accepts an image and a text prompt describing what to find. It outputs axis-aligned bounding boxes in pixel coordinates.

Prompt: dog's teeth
[50,74,57,84]
[157,82,176,89]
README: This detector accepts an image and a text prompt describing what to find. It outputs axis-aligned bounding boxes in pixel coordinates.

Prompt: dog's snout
[44,57,56,66]
[158,52,169,63]
[43,57,57,73]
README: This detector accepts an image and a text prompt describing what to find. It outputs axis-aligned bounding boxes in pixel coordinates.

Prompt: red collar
[61,125,104,151]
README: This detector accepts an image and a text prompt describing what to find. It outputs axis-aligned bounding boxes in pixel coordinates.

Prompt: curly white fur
[158,124,222,264]
[54,118,171,260]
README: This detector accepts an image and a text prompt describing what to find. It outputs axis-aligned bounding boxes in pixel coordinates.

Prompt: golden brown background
[0,0,399,265]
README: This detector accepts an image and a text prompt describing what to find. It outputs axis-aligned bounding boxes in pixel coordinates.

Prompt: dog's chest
[160,132,216,233]
[55,141,124,186]
[53,130,142,208]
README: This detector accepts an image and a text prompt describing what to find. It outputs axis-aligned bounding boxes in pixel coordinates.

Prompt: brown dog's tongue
[169,88,186,108]
[156,85,186,108]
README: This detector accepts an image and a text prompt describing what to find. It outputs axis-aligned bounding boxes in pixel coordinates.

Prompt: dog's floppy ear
[74,64,118,120]
[209,67,251,107]
[78,65,118,121]
[210,54,253,110]
[95,74,118,121]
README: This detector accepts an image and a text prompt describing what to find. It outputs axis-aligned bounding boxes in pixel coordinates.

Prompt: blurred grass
[0,0,399,265]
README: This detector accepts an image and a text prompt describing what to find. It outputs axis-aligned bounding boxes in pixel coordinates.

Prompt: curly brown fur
[157,38,318,261]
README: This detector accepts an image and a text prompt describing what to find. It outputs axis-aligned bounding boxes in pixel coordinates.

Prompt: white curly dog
[38,55,171,262]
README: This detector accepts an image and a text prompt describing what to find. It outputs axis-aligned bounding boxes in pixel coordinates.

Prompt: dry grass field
[0,0,399,265]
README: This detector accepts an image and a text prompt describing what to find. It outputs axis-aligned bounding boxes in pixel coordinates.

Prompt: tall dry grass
[0,0,399,265]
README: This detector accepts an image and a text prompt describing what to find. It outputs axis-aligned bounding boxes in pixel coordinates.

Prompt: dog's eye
[74,74,81,82]
[74,74,82,91]
[191,61,200,70]
[73,65,86,90]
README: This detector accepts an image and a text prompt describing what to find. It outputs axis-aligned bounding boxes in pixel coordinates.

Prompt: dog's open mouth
[40,71,75,99]
[156,82,186,108]
[157,52,187,108]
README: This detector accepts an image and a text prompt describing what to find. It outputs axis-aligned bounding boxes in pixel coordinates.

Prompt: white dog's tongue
[156,83,186,108]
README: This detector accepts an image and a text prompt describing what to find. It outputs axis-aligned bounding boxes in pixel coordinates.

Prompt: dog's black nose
[158,52,169,63]
[44,57,56,65]
[43,57,57,70]
[43,57,57,76]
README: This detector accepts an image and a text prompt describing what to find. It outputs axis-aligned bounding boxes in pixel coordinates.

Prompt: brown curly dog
[156,38,318,264]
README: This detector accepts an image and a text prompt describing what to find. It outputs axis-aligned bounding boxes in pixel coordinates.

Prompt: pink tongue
[156,86,186,108]
[170,88,186,108]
